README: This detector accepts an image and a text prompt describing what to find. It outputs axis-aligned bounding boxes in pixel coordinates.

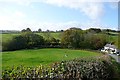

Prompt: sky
[0,0,119,31]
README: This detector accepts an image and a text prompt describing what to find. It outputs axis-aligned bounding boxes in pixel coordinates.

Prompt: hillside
[1,31,119,48]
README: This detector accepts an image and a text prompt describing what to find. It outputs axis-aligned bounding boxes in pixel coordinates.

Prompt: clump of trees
[43,31,60,48]
[2,28,61,51]
[61,28,108,50]
[61,28,84,48]
[21,28,32,32]
[87,28,102,33]
[2,31,45,51]
[2,27,109,51]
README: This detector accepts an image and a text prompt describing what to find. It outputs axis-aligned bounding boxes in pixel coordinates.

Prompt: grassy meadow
[2,48,102,70]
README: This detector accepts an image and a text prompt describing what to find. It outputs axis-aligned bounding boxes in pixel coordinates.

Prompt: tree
[21,28,32,32]
[21,32,44,48]
[60,30,64,32]
[2,35,27,51]
[2,32,45,51]
[88,28,101,33]
[26,28,32,32]
[61,28,108,50]
[21,29,26,32]
[61,28,83,48]
[91,35,108,49]
[38,28,42,32]
[82,33,108,50]
[70,27,82,30]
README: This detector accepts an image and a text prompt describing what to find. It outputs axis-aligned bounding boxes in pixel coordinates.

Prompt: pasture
[0,32,119,47]
[2,48,102,70]
[1,32,62,43]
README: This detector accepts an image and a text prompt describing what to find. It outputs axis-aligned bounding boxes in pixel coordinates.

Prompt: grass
[1,32,62,43]
[36,32,62,39]
[2,48,102,70]
[1,33,20,43]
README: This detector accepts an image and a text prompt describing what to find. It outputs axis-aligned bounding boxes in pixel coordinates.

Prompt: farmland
[2,48,102,70]
[1,32,119,48]
[1,31,120,79]
[1,32,62,43]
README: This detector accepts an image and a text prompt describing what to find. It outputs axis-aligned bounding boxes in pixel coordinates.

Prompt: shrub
[21,32,45,48]
[61,29,108,50]
[2,32,45,51]
[44,37,60,48]
[2,35,27,51]
[61,29,84,48]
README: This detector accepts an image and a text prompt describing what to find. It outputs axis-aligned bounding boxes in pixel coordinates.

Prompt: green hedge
[2,56,114,80]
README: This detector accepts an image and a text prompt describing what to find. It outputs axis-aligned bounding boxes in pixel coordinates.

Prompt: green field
[36,32,62,39]
[2,48,102,69]
[1,33,20,43]
[1,32,62,43]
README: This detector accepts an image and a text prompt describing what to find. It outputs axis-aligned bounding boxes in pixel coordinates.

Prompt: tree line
[2,27,117,51]
[21,27,120,33]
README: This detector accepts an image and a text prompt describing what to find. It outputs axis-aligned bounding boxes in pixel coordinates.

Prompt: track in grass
[2,48,102,69]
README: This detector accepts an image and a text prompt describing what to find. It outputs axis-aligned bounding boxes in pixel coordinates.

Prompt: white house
[101,43,120,55]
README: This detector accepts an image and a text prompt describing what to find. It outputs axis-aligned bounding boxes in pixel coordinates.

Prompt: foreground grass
[2,48,102,70]
[3,55,114,79]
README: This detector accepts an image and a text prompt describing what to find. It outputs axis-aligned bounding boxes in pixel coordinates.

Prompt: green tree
[38,28,42,32]
[87,28,101,33]
[83,33,108,50]
[26,28,32,32]
[21,29,26,32]
[61,29,83,48]
[2,32,45,51]
[2,35,27,51]
[21,28,32,32]
[21,32,44,48]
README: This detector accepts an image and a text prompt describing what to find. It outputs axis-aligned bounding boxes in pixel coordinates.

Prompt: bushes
[83,34,108,50]
[61,57,113,80]
[2,56,114,80]
[2,28,109,51]
[61,29,84,48]
[2,32,45,51]
[44,37,60,48]
[21,32,45,48]
[2,35,27,51]
[2,32,62,51]
[61,29,108,50]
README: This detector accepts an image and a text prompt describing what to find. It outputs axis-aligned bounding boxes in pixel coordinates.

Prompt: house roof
[104,44,117,49]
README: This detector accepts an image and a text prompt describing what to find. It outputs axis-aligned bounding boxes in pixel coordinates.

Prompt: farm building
[101,43,120,55]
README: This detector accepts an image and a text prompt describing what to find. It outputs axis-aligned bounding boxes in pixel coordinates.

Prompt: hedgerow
[2,56,114,80]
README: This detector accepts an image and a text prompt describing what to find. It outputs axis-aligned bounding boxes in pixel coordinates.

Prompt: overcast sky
[0,0,118,31]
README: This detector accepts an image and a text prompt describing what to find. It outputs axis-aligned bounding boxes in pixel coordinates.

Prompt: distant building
[101,43,120,55]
